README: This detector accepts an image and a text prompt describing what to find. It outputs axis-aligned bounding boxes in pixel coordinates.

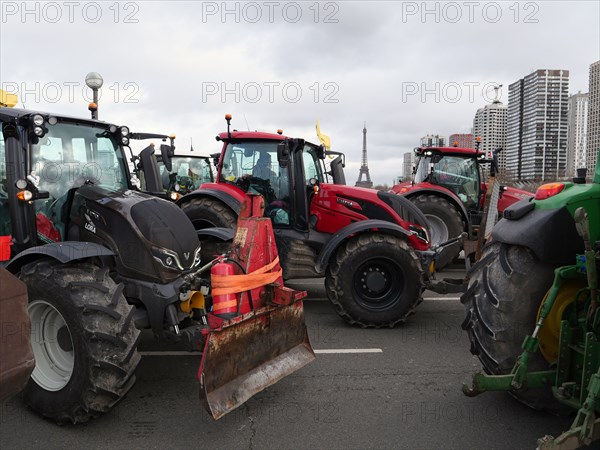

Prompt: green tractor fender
[492,183,600,265]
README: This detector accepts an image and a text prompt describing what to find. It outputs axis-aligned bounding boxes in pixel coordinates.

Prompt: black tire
[180,197,237,230]
[411,195,464,270]
[325,234,424,328]
[460,241,564,412]
[20,259,141,424]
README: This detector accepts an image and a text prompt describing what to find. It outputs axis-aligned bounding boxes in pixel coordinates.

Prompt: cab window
[0,133,10,236]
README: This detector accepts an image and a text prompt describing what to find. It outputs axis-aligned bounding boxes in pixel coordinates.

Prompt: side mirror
[316,145,325,160]
[277,141,290,168]
[160,144,173,172]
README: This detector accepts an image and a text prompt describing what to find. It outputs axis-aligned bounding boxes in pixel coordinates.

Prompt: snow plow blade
[196,193,315,419]
[199,297,314,419]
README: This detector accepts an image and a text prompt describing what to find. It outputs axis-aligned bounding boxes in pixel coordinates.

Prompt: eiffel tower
[355,122,373,188]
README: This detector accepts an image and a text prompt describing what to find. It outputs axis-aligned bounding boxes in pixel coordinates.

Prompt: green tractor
[461,159,600,448]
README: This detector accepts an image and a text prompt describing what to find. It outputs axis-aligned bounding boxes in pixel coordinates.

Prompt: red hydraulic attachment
[198,193,315,419]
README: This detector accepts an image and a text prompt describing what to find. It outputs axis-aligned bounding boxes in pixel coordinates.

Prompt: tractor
[461,156,600,448]
[127,132,214,199]
[177,116,436,328]
[390,144,532,269]
[0,103,314,423]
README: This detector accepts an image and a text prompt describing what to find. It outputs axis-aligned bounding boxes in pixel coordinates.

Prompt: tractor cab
[217,133,334,226]
[0,109,133,252]
[128,132,214,199]
[412,147,483,211]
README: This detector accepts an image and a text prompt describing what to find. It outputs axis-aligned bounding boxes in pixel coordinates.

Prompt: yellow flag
[315,119,331,150]
[0,89,18,108]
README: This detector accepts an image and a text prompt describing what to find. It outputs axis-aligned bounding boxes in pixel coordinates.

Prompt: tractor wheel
[180,197,237,230]
[411,194,464,270]
[20,259,141,424]
[325,234,424,328]
[460,241,564,412]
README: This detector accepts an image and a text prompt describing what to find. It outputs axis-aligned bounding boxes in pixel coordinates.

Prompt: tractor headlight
[32,114,45,126]
[121,136,130,146]
[152,245,202,271]
[152,247,181,270]
[120,126,130,137]
[33,126,45,136]
[409,225,429,243]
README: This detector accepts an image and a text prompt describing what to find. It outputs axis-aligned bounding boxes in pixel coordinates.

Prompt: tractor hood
[313,183,429,241]
[69,186,201,283]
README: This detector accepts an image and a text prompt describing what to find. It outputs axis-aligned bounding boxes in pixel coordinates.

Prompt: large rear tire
[325,234,424,328]
[20,260,141,424]
[460,241,564,411]
[411,194,464,270]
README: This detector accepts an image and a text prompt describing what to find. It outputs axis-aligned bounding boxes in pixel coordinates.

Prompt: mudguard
[315,219,411,274]
[197,227,235,242]
[6,241,114,273]
[492,205,583,265]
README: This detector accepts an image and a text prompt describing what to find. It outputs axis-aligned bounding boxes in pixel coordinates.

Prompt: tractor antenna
[225,114,232,140]
[190,137,194,152]
[243,113,250,131]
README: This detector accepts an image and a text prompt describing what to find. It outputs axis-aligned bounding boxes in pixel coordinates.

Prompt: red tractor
[178,116,433,328]
[390,145,532,269]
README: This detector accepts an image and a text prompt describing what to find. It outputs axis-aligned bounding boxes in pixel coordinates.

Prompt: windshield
[31,122,128,202]
[414,154,480,208]
[160,156,213,194]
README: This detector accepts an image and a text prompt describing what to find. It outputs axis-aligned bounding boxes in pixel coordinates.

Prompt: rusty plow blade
[198,299,315,419]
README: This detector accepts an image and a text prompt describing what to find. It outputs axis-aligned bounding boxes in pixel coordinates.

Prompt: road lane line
[314,348,382,354]
[139,348,383,356]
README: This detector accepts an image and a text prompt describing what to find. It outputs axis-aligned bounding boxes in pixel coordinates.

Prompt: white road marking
[314,348,382,354]
[139,348,383,356]
[423,296,461,301]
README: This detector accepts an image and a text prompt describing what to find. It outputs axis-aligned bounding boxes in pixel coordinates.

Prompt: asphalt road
[0,266,577,449]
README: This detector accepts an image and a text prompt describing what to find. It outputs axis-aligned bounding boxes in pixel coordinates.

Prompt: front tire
[411,195,464,270]
[20,260,141,424]
[325,234,424,328]
[460,242,562,411]
[180,197,237,230]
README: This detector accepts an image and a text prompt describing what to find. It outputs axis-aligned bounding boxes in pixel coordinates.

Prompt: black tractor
[0,106,311,423]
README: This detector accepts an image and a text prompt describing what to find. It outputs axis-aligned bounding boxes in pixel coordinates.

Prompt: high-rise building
[449,133,474,148]
[420,134,446,147]
[473,101,508,171]
[566,92,589,177]
[587,61,600,176]
[506,69,569,181]
[402,152,414,180]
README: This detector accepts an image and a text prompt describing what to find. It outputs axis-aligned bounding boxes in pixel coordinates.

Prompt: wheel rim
[353,258,404,310]
[28,300,74,391]
[425,214,449,246]
[537,279,586,363]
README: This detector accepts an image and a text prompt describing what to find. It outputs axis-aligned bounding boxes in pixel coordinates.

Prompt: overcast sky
[1,1,599,185]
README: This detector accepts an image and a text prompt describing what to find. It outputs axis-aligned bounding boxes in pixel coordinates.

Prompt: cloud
[1,0,598,185]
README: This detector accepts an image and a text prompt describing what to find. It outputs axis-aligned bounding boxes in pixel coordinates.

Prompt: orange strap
[211,257,282,295]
